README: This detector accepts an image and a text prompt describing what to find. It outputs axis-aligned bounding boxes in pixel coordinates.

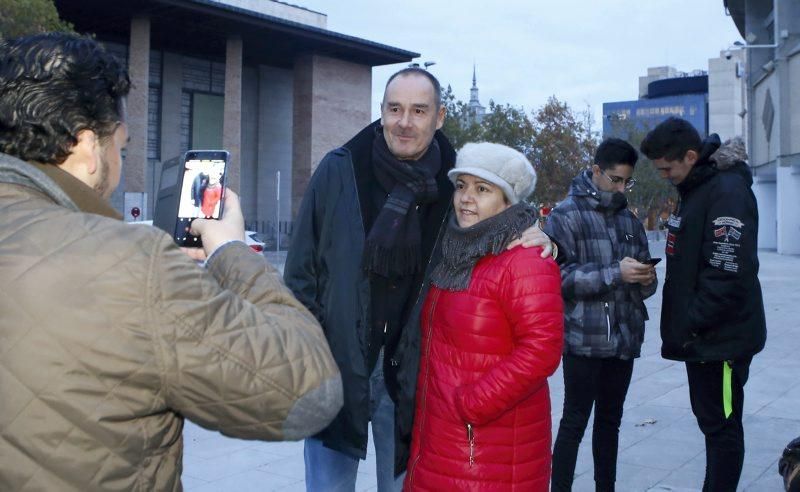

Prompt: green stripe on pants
[723,361,733,419]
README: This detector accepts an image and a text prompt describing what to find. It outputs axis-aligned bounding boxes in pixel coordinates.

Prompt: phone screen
[646,257,662,265]
[174,150,228,247]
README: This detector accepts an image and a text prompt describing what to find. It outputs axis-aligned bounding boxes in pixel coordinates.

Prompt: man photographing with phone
[0,32,342,491]
[544,138,657,491]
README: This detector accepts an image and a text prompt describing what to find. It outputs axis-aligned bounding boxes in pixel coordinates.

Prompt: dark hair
[639,117,702,161]
[594,138,638,170]
[383,67,442,109]
[0,32,130,165]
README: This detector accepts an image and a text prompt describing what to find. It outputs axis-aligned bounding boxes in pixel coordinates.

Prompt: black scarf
[364,132,441,277]
[430,203,538,291]
[599,190,628,211]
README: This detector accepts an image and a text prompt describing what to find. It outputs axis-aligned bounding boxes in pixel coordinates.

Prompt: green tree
[0,0,73,39]
[530,97,597,205]
[440,85,482,150]
[440,90,598,207]
[440,87,537,153]
[480,100,536,154]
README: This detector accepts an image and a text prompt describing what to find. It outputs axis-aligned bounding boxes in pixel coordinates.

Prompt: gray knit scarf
[430,203,538,291]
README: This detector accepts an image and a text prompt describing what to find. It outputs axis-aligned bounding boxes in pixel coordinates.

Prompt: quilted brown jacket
[0,154,343,491]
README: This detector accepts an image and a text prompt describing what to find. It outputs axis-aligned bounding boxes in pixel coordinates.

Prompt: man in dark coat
[284,68,554,491]
[641,117,767,492]
[191,172,209,214]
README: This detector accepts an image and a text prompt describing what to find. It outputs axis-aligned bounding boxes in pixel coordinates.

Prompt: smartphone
[645,257,662,265]
[173,150,229,248]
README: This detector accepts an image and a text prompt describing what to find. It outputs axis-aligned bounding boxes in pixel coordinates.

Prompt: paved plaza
[183,243,800,491]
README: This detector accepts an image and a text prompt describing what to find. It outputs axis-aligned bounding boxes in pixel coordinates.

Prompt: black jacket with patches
[661,135,766,362]
[283,120,455,475]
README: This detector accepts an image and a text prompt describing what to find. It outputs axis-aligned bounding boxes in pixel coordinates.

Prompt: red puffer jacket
[405,246,563,491]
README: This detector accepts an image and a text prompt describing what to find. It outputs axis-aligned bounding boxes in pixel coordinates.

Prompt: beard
[93,154,111,199]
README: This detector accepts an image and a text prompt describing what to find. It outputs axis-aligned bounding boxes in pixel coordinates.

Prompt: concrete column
[773,19,800,255]
[124,15,150,219]
[292,55,314,219]
[258,66,293,227]
[776,167,800,255]
[752,178,777,250]
[222,35,243,193]
[291,54,371,216]
[240,65,259,222]
[160,52,183,164]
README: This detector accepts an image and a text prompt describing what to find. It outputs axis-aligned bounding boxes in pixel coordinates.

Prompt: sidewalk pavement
[183,243,800,491]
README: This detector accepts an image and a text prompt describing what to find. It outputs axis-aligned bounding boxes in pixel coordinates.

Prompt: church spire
[472,63,477,88]
[466,63,485,124]
[470,64,480,104]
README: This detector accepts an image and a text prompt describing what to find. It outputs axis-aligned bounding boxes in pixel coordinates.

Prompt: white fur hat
[448,142,536,204]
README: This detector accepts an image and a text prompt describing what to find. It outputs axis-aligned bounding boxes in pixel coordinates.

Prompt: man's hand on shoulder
[620,257,655,285]
[506,220,555,259]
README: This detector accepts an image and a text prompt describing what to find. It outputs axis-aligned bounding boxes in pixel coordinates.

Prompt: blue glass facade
[602,94,708,138]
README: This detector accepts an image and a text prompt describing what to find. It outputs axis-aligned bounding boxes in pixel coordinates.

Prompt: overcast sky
[296,1,744,130]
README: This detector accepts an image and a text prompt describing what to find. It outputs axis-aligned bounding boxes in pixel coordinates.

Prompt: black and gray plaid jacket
[544,171,657,359]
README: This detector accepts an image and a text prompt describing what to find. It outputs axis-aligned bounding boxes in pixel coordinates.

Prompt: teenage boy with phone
[0,33,342,491]
[544,138,657,492]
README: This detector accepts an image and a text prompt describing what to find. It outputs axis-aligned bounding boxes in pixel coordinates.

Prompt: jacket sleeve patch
[712,216,744,228]
[666,232,677,256]
[709,216,744,273]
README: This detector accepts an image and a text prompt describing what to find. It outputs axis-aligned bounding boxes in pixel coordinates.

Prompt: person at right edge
[640,117,767,492]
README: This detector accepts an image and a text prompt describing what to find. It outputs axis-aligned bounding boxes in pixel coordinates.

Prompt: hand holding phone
[189,189,246,258]
[174,150,229,248]
[621,256,657,285]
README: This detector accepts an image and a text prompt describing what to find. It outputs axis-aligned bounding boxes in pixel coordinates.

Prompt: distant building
[603,56,747,143]
[465,65,486,125]
[603,68,710,138]
[53,0,416,237]
[726,0,800,255]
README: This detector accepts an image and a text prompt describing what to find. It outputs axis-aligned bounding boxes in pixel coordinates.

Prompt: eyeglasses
[601,170,636,190]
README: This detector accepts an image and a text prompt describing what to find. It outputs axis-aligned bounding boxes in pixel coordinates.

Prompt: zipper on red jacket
[407,288,442,485]
[466,423,476,467]
[604,302,611,341]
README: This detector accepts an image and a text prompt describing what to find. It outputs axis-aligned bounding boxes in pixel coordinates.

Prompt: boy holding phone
[545,138,657,492]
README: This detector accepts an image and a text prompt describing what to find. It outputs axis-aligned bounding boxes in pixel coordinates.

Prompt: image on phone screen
[174,151,228,247]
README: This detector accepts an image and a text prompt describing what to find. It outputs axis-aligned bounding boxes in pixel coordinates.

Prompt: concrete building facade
[708,49,749,142]
[54,0,416,242]
[604,57,748,144]
[726,0,800,254]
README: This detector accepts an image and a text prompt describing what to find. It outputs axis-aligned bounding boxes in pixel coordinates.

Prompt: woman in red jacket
[404,142,564,491]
